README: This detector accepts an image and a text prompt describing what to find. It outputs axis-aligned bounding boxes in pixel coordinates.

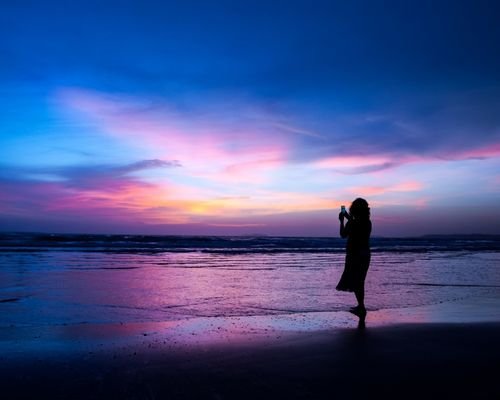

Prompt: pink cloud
[58,88,500,183]
[452,143,500,160]
[221,157,284,183]
[345,181,424,197]
[392,181,424,192]
[310,154,420,174]
[0,173,197,226]
[314,155,393,169]
[312,143,500,175]
[57,88,292,184]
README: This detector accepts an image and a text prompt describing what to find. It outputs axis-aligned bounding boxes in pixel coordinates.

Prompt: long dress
[336,218,372,292]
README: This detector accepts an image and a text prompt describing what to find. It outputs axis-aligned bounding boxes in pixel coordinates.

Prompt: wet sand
[1,298,499,399]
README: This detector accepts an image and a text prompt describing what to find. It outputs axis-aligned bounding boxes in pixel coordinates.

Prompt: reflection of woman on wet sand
[336,198,372,318]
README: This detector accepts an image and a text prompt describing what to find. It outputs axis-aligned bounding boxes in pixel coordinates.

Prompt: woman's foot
[349,305,367,318]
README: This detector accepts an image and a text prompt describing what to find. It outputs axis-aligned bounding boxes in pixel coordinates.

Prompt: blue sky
[1,0,500,236]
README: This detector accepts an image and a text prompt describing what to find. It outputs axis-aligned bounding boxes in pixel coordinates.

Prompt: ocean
[1,233,499,327]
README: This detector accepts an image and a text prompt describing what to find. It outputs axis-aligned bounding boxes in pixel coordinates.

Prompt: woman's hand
[339,212,351,222]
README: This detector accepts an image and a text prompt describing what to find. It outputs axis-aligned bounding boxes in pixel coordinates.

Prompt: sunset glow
[1,1,499,236]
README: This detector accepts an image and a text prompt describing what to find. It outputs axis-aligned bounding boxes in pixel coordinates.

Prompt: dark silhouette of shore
[1,322,498,399]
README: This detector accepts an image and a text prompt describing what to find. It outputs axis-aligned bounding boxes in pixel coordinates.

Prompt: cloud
[448,143,500,161]
[57,88,294,184]
[56,158,180,190]
[345,181,424,197]
[57,86,500,180]
[270,122,325,139]
[0,156,338,230]
[117,159,182,172]
[306,89,500,173]
[3,159,180,192]
[0,159,189,223]
[0,175,190,226]
[311,155,408,174]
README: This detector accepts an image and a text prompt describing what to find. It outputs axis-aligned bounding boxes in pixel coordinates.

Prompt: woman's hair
[350,198,370,220]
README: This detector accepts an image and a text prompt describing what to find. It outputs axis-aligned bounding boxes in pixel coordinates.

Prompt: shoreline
[1,322,499,399]
[1,296,499,398]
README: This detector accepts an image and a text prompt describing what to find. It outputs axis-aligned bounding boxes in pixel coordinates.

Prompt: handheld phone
[341,205,346,214]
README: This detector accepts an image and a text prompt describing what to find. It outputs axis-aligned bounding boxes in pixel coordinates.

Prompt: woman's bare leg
[354,287,365,310]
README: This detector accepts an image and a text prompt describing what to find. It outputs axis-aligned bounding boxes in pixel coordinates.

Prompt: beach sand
[1,297,499,399]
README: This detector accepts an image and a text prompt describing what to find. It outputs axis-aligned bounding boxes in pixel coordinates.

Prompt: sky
[1,0,500,237]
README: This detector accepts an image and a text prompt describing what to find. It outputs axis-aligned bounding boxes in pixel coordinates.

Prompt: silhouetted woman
[336,198,372,318]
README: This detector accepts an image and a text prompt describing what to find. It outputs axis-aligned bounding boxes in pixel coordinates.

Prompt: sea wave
[1,233,500,254]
